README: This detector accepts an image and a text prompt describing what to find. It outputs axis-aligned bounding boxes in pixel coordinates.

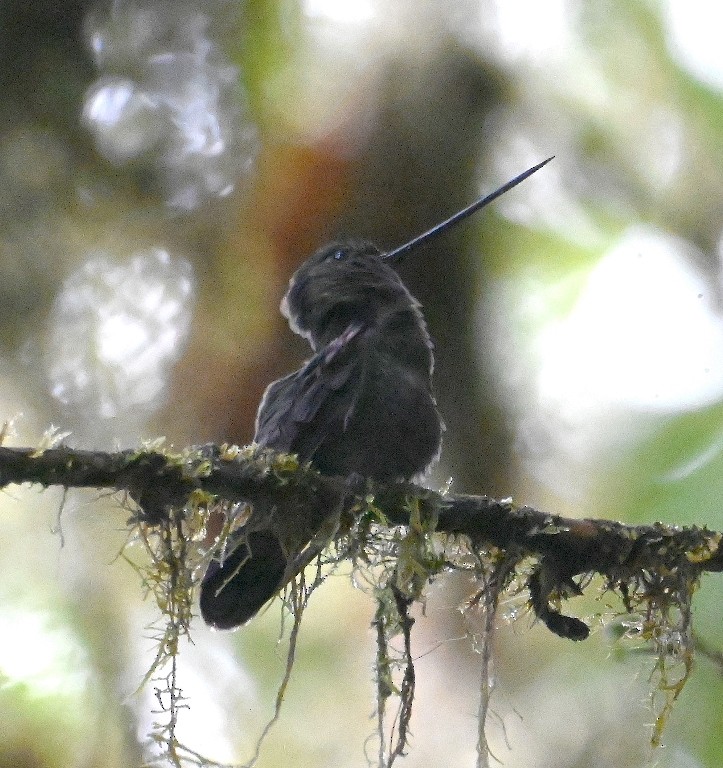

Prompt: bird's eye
[332,248,346,260]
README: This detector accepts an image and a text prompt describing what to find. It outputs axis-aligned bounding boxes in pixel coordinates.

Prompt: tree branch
[1,443,720,640]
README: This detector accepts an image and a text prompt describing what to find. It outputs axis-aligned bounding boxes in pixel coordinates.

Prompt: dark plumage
[200,157,553,629]
[200,241,442,629]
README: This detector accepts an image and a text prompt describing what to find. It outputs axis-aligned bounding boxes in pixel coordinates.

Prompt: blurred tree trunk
[340,48,510,495]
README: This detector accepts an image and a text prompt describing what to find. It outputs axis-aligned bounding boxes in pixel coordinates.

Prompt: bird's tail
[200,530,287,629]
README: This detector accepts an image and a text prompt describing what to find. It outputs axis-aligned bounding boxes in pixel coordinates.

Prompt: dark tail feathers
[200,530,287,629]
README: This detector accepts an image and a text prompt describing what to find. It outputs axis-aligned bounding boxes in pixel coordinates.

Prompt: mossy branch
[1,442,721,640]
[1,441,719,765]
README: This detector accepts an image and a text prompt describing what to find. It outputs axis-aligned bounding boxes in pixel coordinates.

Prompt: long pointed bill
[384,156,554,263]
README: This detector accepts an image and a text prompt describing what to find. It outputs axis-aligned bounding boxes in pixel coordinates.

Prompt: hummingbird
[200,157,553,629]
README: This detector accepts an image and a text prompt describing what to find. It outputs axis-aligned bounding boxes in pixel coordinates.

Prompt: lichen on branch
[0,441,720,765]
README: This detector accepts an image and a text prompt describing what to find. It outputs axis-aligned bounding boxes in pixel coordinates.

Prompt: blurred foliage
[0,0,721,767]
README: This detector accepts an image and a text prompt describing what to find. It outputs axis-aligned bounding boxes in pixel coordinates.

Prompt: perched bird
[200,157,553,629]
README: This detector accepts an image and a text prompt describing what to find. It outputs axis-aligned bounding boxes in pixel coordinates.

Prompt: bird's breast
[313,352,442,482]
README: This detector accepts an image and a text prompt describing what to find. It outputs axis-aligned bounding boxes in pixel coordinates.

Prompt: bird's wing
[254,323,366,460]
[203,326,371,629]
